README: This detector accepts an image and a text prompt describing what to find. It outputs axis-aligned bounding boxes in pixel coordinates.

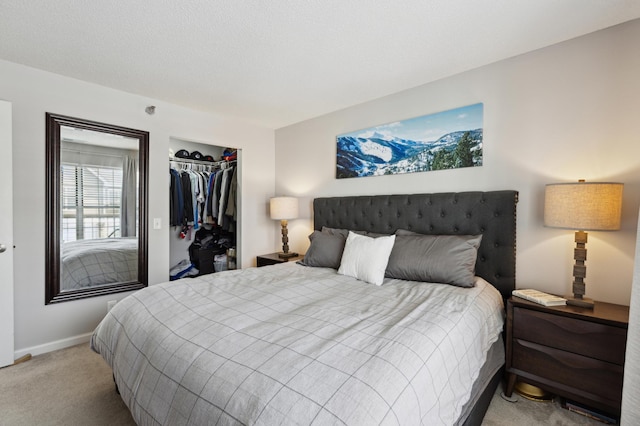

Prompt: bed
[91,190,518,425]
[61,237,138,290]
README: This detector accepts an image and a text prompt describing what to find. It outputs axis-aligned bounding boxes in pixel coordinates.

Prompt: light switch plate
[153,218,161,229]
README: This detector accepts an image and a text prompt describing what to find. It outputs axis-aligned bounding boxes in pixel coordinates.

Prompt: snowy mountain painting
[336,103,483,179]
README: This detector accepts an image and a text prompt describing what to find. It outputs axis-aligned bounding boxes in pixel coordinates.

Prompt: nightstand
[256,252,304,267]
[504,297,629,416]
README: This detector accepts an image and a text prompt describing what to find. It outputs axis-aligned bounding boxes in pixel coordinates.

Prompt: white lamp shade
[270,197,299,220]
[544,182,623,231]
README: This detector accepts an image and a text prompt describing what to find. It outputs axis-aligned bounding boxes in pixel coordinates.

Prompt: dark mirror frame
[45,113,149,304]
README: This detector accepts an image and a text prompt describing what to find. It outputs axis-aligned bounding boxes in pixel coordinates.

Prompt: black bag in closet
[188,227,234,273]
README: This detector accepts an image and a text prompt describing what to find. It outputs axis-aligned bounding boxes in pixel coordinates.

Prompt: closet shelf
[170,157,236,167]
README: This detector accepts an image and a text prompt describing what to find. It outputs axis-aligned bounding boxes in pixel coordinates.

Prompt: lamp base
[566,296,594,309]
[278,252,299,259]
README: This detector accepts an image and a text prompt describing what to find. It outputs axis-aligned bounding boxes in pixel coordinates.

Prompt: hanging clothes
[218,167,235,230]
[225,167,238,223]
[169,168,184,226]
[170,160,236,230]
[180,171,194,225]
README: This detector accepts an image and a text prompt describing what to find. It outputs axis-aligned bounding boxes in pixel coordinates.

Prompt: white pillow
[337,231,396,286]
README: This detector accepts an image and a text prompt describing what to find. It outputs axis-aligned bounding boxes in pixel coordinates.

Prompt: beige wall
[275,19,640,306]
[0,59,277,355]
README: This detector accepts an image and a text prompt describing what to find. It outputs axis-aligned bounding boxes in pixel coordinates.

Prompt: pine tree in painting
[455,131,474,168]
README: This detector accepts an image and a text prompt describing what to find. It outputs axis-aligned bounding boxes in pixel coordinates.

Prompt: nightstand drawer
[512,338,624,407]
[513,307,626,365]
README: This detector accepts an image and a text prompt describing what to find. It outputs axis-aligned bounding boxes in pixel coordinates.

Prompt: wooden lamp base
[278,219,297,258]
[566,296,595,308]
[568,230,594,310]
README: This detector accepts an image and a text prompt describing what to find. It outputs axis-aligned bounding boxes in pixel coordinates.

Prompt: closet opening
[169,138,240,280]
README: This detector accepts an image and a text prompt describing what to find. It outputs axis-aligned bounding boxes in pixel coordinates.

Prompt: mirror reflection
[46,113,148,304]
[60,128,139,291]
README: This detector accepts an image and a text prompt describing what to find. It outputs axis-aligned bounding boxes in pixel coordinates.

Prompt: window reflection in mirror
[46,114,148,304]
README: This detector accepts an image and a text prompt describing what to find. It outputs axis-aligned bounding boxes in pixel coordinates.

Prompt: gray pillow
[321,226,367,238]
[299,231,346,269]
[321,226,386,238]
[385,230,483,287]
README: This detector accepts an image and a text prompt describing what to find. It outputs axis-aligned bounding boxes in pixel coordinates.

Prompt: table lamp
[544,180,623,308]
[270,196,299,258]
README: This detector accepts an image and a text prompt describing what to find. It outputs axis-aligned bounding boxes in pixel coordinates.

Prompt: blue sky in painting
[339,103,483,143]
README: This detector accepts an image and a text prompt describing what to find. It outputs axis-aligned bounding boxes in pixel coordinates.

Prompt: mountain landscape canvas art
[336,103,483,178]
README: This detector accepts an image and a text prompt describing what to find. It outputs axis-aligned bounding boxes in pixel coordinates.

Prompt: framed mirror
[45,113,149,304]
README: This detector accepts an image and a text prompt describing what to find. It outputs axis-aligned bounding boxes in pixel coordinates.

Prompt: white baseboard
[14,332,93,359]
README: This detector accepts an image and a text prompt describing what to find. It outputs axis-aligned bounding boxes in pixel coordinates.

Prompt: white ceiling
[1,1,639,129]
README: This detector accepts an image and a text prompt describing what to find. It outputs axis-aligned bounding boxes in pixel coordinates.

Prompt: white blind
[61,162,123,242]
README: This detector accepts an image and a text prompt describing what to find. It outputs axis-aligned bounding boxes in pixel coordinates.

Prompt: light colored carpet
[0,343,135,426]
[0,344,607,425]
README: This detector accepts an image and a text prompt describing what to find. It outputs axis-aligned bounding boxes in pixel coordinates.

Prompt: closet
[169,139,239,280]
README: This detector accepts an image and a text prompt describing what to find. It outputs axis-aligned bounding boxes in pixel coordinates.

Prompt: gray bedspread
[91,262,504,425]
[61,238,138,290]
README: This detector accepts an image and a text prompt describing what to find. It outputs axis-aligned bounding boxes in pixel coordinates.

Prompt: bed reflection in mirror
[60,129,139,291]
[45,113,148,304]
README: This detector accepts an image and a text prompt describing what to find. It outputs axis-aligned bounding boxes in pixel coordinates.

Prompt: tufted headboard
[313,190,518,300]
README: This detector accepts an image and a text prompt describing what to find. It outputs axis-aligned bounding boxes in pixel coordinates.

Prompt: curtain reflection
[121,154,138,237]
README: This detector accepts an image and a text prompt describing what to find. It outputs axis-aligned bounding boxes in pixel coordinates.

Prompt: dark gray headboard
[313,190,518,300]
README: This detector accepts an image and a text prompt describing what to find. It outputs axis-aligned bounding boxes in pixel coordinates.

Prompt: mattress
[91,262,505,425]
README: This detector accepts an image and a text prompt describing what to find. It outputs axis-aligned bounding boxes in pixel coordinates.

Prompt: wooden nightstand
[256,252,304,267]
[505,296,629,416]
